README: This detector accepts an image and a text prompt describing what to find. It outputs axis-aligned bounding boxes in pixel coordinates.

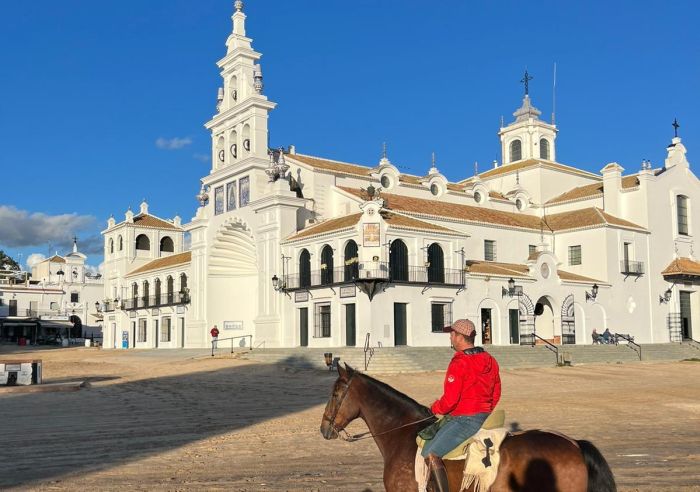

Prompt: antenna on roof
[551,62,557,125]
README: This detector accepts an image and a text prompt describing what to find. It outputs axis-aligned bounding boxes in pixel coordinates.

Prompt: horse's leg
[383,452,420,492]
[490,432,588,492]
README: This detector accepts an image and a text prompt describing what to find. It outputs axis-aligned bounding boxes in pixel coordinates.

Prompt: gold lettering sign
[363,223,380,247]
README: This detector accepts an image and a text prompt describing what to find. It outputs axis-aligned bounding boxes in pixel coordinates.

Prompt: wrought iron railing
[532,333,560,365]
[122,292,190,310]
[667,312,682,343]
[614,333,642,360]
[620,260,644,275]
[211,335,253,357]
[284,261,464,290]
[364,332,375,371]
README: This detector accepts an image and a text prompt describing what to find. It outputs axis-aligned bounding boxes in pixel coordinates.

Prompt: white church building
[101,2,698,350]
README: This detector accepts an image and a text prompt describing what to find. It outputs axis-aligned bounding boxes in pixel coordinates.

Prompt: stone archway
[561,294,576,344]
[534,296,556,342]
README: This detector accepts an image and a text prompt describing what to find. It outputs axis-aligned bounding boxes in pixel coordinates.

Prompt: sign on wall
[223,321,243,330]
[176,305,186,314]
[363,223,380,247]
[295,291,309,302]
[340,285,356,298]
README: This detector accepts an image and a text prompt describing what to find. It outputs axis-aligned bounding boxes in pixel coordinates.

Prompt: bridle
[322,373,435,442]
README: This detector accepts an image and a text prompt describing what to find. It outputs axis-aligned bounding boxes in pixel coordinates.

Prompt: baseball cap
[443,318,476,337]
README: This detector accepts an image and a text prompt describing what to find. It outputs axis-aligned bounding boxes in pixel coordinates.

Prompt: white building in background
[101,2,698,350]
[0,239,103,343]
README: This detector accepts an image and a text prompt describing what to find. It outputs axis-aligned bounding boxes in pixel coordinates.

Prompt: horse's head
[320,363,361,440]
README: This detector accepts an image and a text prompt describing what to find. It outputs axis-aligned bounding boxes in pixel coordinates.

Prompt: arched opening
[427,243,445,283]
[242,124,251,154]
[230,129,238,160]
[216,135,225,165]
[228,75,238,104]
[561,294,575,344]
[135,234,150,251]
[160,236,174,253]
[142,280,150,307]
[534,296,555,341]
[510,139,522,162]
[677,195,689,235]
[118,235,123,251]
[180,273,188,293]
[539,138,550,160]
[320,245,334,285]
[299,249,311,288]
[166,276,174,303]
[109,238,114,254]
[131,283,138,302]
[154,278,161,304]
[343,240,359,281]
[389,239,409,281]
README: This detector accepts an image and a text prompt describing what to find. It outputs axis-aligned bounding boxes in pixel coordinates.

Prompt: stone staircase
[232,342,699,374]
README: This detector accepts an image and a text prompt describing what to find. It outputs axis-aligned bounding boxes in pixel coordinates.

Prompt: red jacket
[430,349,501,416]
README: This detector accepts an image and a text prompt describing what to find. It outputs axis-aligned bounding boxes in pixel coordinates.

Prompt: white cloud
[156,137,192,150]
[0,206,96,249]
[193,153,210,163]
[85,262,104,276]
[26,253,46,268]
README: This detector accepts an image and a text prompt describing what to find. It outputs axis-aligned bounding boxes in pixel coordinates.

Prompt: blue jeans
[421,413,489,458]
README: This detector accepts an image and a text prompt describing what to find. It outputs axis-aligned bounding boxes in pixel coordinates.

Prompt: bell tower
[498,71,557,165]
[204,1,276,172]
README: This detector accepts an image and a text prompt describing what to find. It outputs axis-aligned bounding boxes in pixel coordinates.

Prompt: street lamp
[586,283,599,302]
[502,277,521,298]
[94,301,101,313]
[660,287,673,304]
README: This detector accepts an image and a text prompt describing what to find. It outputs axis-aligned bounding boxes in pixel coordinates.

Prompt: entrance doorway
[509,309,519,344]
[534,296,555,342]
[9,300,17,317]
[345,304,356,346]
[394,303,407,346]
[680,291,693,339]
[299,307,309,347]
[480,308,492,344]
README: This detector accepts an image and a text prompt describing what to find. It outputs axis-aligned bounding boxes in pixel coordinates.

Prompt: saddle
[415,410,508,492]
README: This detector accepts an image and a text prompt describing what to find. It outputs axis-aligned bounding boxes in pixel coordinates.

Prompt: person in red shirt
[422,318,501,492]
[210,325,220,349]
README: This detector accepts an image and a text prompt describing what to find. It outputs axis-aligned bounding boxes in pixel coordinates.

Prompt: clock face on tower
[218,150,225,162]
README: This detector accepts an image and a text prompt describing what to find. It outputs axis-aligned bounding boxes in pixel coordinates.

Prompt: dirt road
[0,346,698,491]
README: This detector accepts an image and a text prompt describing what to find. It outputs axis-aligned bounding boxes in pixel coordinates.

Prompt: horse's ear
[344,362,355,376]
[337,363,347,379]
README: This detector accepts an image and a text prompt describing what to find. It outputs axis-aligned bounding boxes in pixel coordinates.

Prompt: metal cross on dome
[673,118,680,138]
[520,69,533,96]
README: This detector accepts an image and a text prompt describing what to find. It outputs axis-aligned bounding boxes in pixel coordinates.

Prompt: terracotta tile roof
[48,255,66,263]
[338,187,543,230]
[661,257,700,277]
[285,210,458,242]
[126,251,191,276]
[465,260,531,278]
[544,207,646,232]
[459,159,599,183]
[287,153,372,177]
[546,175,640,205]
[399,175,423,185]
[557,270,602,283]
[286,213,362,241]
[132,214,181,230]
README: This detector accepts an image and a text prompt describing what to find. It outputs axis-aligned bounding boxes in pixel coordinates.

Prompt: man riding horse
[423,318,502,492]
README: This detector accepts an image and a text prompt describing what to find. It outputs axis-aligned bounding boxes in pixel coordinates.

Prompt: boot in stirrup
[425,453,450,492]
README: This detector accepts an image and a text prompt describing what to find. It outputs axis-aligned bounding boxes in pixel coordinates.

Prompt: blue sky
[0,0,698,269]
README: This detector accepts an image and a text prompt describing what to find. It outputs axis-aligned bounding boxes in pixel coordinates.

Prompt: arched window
[167,276,174,303]
[180,273,188,293]
[539,138,550,160]
[320,245,334,285]
[344,240,359,281]
[109,238,114,254]
[135,234,150,251]
[131,282,138,302]
[510,139,522,162]
[427,243,445,283]
[154,278,161,305]
[160,236,174,253]
[142,280,150,307]
[389,240,409,282]
[299,249,311,288]
[118,235,123,251]
[677,195,689,235]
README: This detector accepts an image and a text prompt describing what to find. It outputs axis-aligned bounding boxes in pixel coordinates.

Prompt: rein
[323,373,435,443]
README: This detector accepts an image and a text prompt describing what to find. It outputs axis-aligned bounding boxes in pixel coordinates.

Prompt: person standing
[210,325,220,349]
[422,318,501,492]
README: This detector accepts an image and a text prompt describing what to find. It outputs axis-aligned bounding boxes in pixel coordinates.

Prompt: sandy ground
[0,346,698,492]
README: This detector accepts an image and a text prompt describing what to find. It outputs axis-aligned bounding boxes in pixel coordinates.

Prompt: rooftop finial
[432,152,436,167]
[235,0,243,12]
[72,236,78,253]
[673,118,680,138]
[382,142,387,159]
[520,69,533,96]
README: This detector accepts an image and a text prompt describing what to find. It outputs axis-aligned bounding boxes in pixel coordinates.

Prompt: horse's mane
[356,371,432,418]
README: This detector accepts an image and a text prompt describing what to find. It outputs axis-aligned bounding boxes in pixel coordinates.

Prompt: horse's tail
[577,439,617,492]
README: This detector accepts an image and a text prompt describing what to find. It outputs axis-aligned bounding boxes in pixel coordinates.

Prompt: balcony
[284,261,465,291]
[620,260,644,276]
[122,292,190,311]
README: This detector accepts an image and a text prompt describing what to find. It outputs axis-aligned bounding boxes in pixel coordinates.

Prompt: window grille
[389,240,409,281]
[539,138,550,160]
[568,245,582,266]
[138,319,147,342]
[431,302,453,333]
[510,140,522,162]
[314,303,332,338]
[484,240,496,261]
[160,317,172,342]
[677,195,689,235]
[427,243,445,283]
[70,292,79,303]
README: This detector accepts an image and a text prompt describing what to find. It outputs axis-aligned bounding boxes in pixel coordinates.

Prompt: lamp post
[585,283,599,302]
[660,287,673,304]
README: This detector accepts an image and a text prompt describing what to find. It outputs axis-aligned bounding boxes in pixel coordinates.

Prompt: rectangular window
[239,176,250,207]
[70,292,79,303]
[226,181,237,211]
[214,186,224,215]
[529,245,537,257]
[50,301,59,310]
[138,318,147,342]
[431,302,453,333]
[568,245,582,266]
[314,303,331,338]
[160,317,172,342]
[484,240,496,261]
[677,195,689,235]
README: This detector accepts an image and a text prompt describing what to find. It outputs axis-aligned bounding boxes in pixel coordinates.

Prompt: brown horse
[321,364,616,492]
